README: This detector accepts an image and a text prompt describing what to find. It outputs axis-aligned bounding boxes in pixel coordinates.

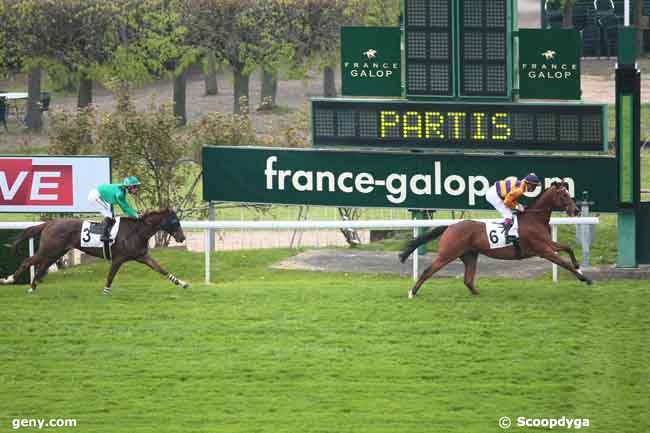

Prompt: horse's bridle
[160,215,181,234]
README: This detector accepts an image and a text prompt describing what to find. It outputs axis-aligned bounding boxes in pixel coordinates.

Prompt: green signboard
[341,27,402,97]
[203,146,617,212]
[312,98,606,151]
[519,29,581,100]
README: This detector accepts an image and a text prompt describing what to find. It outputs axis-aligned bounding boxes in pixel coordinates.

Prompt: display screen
[404,0,454,97]
[459,0,509,97]
[404,0,511,98]
[312,99,606,151]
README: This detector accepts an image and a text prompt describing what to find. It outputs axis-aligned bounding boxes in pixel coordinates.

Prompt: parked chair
[40,92,51,112]
[0,97,7,131]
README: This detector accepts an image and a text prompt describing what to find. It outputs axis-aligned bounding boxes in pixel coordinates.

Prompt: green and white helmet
[122,176,142,187]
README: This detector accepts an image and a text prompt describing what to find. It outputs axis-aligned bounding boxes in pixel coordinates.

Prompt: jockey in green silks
[87,176,141,242]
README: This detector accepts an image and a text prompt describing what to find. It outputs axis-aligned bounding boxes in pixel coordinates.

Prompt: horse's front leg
[537,247,592,285]
[136,255,189,289]
[552,241,581,270]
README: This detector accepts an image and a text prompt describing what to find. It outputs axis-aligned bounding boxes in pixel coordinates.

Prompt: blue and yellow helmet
[122,176,142,187]
[524,173,540,184]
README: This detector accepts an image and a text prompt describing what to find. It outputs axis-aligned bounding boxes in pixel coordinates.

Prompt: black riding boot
[101,217,115,242]
[503,222,518,244]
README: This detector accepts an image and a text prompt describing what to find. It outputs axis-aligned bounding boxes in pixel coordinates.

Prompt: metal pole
[624,0,630,27]
[29,237,35,284]
[552,225,558,282]
[204,229,210,284]
[208,201,216,252]
[412,226,418,281]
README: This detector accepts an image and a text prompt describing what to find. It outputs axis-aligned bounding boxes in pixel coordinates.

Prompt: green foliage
[47,106,98,155]
[346,0,400,26]
[190,109,261,162]
[97,100,191,213]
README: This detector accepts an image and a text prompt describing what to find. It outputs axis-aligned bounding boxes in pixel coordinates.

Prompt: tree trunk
[204,51,219,95]
[25,67,43,131]
[233,69,250,114]
[259,68,278,111]
[323,66,337,97]
[114,80,134,113]
[636,0,644,56]
[173,68,187,126]
[78,77,93,108]
[562,0,573,28]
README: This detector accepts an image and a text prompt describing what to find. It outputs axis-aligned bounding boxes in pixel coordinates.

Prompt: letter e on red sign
[0,159,73,206]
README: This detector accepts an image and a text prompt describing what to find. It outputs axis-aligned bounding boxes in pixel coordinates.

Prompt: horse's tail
[398,226,448,263]
[12,223,46,254]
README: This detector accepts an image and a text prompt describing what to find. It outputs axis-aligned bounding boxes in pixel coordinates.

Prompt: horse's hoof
[585,279,593,286]
[102,287,112,296]
[408,291,415,299]
[182,283,189,289]
[27,288,35,294]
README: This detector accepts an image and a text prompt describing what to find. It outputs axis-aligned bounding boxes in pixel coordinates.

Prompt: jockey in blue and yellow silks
[485,173,541,242]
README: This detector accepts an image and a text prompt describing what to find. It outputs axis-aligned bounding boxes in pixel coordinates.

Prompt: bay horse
[0,208,189,295]
[399,182,592,298]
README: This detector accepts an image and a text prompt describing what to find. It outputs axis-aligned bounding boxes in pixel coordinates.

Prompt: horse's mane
[119,208,173,223]
[529,183,567,211]
[139,208,172,220]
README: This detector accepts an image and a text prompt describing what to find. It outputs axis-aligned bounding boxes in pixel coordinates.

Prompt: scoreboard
[405,0,513,99]
[312,99,607,152]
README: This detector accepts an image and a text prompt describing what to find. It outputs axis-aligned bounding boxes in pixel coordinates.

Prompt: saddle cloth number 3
[80,219,120,248]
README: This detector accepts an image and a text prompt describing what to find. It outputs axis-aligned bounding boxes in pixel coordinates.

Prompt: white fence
[1,217,599,285]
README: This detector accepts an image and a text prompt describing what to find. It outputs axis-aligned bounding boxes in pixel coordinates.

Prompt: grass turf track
[0,249,648,433]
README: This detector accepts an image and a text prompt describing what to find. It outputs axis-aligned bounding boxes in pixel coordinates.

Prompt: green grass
[0,249,648,433]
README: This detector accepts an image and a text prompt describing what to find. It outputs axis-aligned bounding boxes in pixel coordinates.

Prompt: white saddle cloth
[80,218,121,248]
[485,220,515,249]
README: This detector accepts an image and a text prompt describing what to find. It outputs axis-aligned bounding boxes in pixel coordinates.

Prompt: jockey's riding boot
[506,233,519,244]
[101,217,115,243]
[503,218,518,244]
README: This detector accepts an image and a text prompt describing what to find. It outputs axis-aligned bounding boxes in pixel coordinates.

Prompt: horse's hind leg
[409,255,457,299]
[0,255,40,285]
[461,251,480,295]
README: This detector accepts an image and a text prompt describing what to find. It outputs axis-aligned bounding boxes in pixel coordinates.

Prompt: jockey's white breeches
[486,185,518,236]
[88,189,113,218]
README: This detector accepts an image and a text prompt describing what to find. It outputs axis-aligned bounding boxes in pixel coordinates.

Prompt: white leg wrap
[102,287,112,295]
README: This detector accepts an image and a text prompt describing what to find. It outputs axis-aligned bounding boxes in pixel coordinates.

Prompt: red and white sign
[0,156,111,213]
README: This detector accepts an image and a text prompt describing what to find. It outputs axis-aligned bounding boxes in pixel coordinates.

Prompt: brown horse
[399,182,592,298]
[0,208,189,295]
